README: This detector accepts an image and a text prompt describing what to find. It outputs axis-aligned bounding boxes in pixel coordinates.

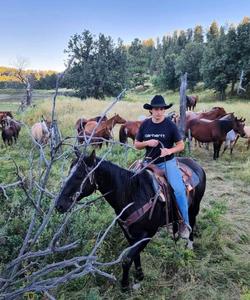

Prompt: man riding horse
[134,95,191,239]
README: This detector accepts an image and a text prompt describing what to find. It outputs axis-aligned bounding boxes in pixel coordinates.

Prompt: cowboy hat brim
[143,103,173,110]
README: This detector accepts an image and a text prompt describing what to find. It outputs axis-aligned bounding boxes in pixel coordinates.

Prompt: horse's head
[1,116,11,128]
[233,117,246,137]
[55,150,97,213]
[114,114,126,124]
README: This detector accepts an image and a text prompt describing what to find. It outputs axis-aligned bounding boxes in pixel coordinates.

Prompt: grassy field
[0,89,250,299]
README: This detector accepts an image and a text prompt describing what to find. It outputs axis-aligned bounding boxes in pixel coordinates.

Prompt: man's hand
[146,139,159,147]
[160,148,173,157]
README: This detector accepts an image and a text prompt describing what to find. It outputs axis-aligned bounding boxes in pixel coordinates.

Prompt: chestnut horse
[186,107,227,131]
[78,114,126,147]
[75,115,108,134]
[189,114,245,159]
[119,121,142,144]
[186,95,198,111]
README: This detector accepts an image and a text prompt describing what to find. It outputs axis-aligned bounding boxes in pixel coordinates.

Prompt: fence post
[178,73,190,152]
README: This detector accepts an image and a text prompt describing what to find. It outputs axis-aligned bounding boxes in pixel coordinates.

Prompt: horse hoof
[120,281,130,293]
[132,283,141,290]
[186,239,194,250]
[135,270,144,281]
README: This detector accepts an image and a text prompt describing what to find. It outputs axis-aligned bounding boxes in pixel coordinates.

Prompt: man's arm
[134,139,159,150]
[160,140,185,157]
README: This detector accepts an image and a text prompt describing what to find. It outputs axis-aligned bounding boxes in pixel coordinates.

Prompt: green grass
[0,89,250,299]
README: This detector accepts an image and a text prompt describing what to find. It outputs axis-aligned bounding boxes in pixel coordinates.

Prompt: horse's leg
[221,142,228,156]
[133,254,144,281]
[213,142,217,160]
[231,134,240,154]
[121,233,150,289]
[121,231,144,282]
[187,204,198,249]
[230,141,233,156]
[217,142,222,159]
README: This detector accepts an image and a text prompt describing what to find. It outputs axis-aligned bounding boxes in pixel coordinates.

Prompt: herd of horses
[0,112,52,146]
[1,95,249,159]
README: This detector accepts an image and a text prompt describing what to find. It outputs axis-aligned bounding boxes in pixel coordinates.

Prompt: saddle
[131,158,199,202]
[120,159,199,235]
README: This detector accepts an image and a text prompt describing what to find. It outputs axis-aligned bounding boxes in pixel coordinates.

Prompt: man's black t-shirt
[135,117,182,164]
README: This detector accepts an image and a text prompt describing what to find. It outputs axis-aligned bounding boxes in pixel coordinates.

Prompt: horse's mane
[96,158,154,207]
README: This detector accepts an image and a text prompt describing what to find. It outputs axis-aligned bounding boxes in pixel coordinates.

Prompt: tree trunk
[220,88,226,101]
[178,73,187,139]
[230,81,236,96]
[26,78,32,106]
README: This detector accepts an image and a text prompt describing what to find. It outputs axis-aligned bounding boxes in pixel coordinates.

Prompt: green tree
[175,42,204,90]
[225,25,240,95]
[152,53,179,91]
[64,30,128,99]
[127,38,148,87]
[236,17,250,91]
[193,25,204,43]
[201,27,229,99]
[207,21,219,42]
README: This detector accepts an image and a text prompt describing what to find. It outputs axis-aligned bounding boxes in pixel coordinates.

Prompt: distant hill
[0,66,57,82]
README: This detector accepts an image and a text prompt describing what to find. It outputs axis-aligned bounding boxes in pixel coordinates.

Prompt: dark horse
[186,95,198,111]
[55,150,206,289]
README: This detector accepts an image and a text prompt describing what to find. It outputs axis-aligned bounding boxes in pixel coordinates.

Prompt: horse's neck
[41,121,49,133]
[105,117,117,130]
[219,119,234,134]
[94,160,139,214]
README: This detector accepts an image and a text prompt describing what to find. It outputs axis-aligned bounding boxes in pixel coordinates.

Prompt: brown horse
[189,114,245,159]
[185,107,227,137]
[1,116,21,145]
[75,115,108,133]
[0,111,13,123]
[119,121,142,144]
[78,114,126,147]
[186,95,198,111]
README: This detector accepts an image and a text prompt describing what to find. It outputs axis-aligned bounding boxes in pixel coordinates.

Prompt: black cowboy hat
[143,95,173,110]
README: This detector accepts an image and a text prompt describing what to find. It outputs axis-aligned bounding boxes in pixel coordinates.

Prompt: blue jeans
[157,158,189,226]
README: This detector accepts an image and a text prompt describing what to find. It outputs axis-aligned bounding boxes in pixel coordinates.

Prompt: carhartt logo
[145,134,165,138]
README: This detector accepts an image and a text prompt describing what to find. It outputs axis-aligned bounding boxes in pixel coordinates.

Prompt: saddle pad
[177,161,199,190]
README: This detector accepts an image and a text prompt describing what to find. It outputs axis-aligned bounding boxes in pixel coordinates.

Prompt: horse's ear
[89,149,96,164]
[73,146,81,158]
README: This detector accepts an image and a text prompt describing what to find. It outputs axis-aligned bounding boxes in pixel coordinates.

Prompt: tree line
[1,17,249,99]
[64,17,250,100]
[0,67,58,90]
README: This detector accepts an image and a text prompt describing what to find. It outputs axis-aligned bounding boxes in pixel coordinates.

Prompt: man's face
[151,107,166,120]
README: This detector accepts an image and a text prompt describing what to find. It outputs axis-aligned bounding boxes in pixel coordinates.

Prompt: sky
[0,0,249,71]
